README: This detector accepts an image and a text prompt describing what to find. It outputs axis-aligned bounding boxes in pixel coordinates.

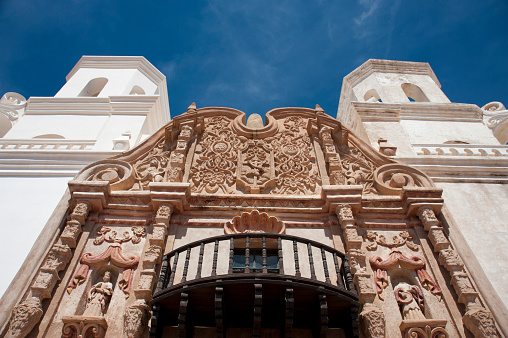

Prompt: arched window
[401,83,429,102]
[33,134,65,139]
[129,85,145,95]
[364,89,382,102]
[79,78,108,97]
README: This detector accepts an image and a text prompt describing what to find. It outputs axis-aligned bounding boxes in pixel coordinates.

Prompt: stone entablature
[2,105,502,338]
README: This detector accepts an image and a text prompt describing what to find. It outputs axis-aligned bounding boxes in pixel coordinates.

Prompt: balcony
[151,234,359,337]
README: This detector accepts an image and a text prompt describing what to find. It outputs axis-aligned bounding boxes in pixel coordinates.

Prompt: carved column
[7,202,90,338]
[417,207,500,337]
[336,204,384,338]
[168,123,193,182]
[125,203,173,338]
[319,126,345,185]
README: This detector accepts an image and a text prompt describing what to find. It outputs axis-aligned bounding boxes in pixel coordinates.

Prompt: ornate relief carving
[359,303,385,338]
[67,243,140,297]
[41,244,72,271]
[237,139,275,193]
[339,145,378,194]
[369,250,441,299]
[394,282,425,320]
[190,116,245,194]
[144,245,163,265]
[373,164,434,195]
[438,248,463,271]
[428,228,450,252]
[402,323,448,338]
[124,300,151,338]
[62,316,108,338]
[131,141,170,190]
[270,116,321,195]
[417,207,440,230]
[60,220,82,249]
[156,203,173,219]
[365,231,419,251]
[224,209,285,234]
[93,226,146,245]
[7,297,43,338]
[348,249,367,274]
[336,204,354,225]
[463,303,500,338]
[80,160,135,191]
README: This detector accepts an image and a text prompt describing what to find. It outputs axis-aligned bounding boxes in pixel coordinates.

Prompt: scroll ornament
[93,226,146,245]
[67,243,140,297]
[365,231,419,251]
[369,250,441,300]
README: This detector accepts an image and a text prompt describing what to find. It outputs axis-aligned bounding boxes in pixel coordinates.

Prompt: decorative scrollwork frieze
[365,230,419,251]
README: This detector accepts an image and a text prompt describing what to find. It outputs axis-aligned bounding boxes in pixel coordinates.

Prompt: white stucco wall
[400,120,501,145]
[0,176,71,297]
[436,182,508,308]
[4,114,109,140]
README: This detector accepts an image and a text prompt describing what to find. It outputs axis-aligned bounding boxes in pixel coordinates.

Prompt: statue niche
[83,270,114,317]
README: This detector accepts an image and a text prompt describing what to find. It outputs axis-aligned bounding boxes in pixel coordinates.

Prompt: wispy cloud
[354,0,381,26]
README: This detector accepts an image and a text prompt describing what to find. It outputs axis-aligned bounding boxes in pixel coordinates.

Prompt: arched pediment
[74,104,434,196]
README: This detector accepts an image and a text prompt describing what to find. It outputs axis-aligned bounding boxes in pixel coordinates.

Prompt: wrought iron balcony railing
[154,233,356,297]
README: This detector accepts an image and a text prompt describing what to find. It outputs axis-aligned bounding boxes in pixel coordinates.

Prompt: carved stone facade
[1,58,505,338]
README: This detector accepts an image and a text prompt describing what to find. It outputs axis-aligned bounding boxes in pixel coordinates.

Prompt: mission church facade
[0,57,506,337]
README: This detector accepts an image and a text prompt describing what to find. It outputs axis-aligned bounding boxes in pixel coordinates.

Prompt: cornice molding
[25,96,160,116]
[351,101,483,122]
[343,59,441,88]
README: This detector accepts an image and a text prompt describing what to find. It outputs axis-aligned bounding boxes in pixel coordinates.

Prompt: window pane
[266,255,278,269]
[233,254,245,269]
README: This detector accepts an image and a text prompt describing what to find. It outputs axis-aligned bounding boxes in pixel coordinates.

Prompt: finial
[187,102,197,114]
[315,104,324,113]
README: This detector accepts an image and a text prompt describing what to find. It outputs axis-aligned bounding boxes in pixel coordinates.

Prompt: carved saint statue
[394,282,425,320]
[83,271,113,317]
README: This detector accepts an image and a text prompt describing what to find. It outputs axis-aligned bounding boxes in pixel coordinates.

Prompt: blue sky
[0,0,507,119]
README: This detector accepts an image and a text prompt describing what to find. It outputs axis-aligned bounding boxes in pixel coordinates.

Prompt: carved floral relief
[189,116,245,194]
[270,117,321,195]
[131,141,170,190]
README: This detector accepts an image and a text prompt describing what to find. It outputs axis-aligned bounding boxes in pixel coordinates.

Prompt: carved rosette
[224,210,285,234]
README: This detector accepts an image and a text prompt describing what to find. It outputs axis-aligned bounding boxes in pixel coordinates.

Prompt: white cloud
[354,0,381,26]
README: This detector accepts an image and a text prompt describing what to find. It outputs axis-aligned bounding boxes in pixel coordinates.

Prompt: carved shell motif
[224,210,285,234]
